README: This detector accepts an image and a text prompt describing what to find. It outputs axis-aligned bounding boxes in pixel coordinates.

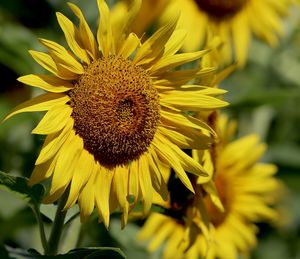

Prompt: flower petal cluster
[4,0,228,228]
[139,115,283,259]
[125,0,294,67]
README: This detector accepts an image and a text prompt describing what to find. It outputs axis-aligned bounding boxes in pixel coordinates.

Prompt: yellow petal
[138,155,153,215]
[150,50,209,75]
[220,134,260,168]
[146,151,163,188]
[152,136,194,193]
[28,155,58,186]
[257,1,283,39]
[157,132,208,178]
[117,33,140,58]
[154,152,171,183]
[112,166,129,228]
[232,14,251,67]
[129,160,140,204]
[161,109,215,136]
[138,213,166,241]
[97,0,113,57]
[217,22,233,65]
[32,105,72,135]
[228,216,257,250]
[111,0,141,52]
[35,119,73,165]
[95,166,113,228]
[234,143,266,172]
[157,126,210,149]
[64,149,95,209]
[39,38,85,74]
[68,2,99,60]
[29,50,57,75]
[3,93,69,122]
[178,86,227,96]
[253,164,277,177]
[180,10,207,52]
[56,12,90,63]
[164,137,208,178]
[203,181,224,212]
[148,220,174,251]
[161,92,228,111]
[211,65,236,86]
[133,15,179,66]
[18,74,73,93]
[79,172,96,222]
[43,187,67,204]
[49,132,83,195]
[29,50,78,80]
[197,149,214,177]
[163,227,185,258]
[147,152,168,201]
[109,186,119,215]
[163,29,186,57]
[155,67,215,87]
[152,189,169,208]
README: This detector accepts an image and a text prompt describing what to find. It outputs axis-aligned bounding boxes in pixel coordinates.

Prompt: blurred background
[0,0,300,258]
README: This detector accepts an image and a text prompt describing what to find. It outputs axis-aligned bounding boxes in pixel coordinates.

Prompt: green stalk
[32,204,49,254]
[46,192,69,255]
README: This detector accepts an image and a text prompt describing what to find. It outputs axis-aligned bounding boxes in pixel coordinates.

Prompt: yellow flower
[126,0,170,36]
[139,116,283,258]
[160,0,294,67]
[3,0,227,228]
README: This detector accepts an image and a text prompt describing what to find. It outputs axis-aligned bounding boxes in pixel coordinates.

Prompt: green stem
[46,192,68,255]
[32,204,49,254]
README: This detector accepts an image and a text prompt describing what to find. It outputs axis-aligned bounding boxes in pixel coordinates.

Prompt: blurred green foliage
[0,0,299,258]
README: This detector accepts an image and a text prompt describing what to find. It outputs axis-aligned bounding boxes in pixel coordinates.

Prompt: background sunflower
[0,0,300,258]
[159,0,296,67]
[116,0,297,67]
[138,115,284,259]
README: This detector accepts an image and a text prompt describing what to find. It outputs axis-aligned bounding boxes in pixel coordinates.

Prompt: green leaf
[65,247,126,259]
[0,171,44,209]
[5,246,126,259]
[40,204,79,223]
[6,246,40,259]
[0,207,36,243]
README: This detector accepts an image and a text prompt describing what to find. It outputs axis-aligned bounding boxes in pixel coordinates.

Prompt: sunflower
[158,0,294,67]
[3,0,228,228]
[126,0,170,37]
[139,115,283,258]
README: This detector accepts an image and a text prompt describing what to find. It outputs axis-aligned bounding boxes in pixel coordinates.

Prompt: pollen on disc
[69,56,160,168]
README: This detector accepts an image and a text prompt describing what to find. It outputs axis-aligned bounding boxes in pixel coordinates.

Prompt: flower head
[160,0,294,66]
[139,115,283,258]
[3,0,227,227]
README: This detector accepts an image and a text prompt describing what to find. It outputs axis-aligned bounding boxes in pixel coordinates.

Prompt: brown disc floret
[194,0,247,19]
[69,56,160,168]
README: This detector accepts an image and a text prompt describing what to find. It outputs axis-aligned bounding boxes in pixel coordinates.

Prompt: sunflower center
[204,174,231,226]
[194,0,247,18]
[69,56,160,168]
